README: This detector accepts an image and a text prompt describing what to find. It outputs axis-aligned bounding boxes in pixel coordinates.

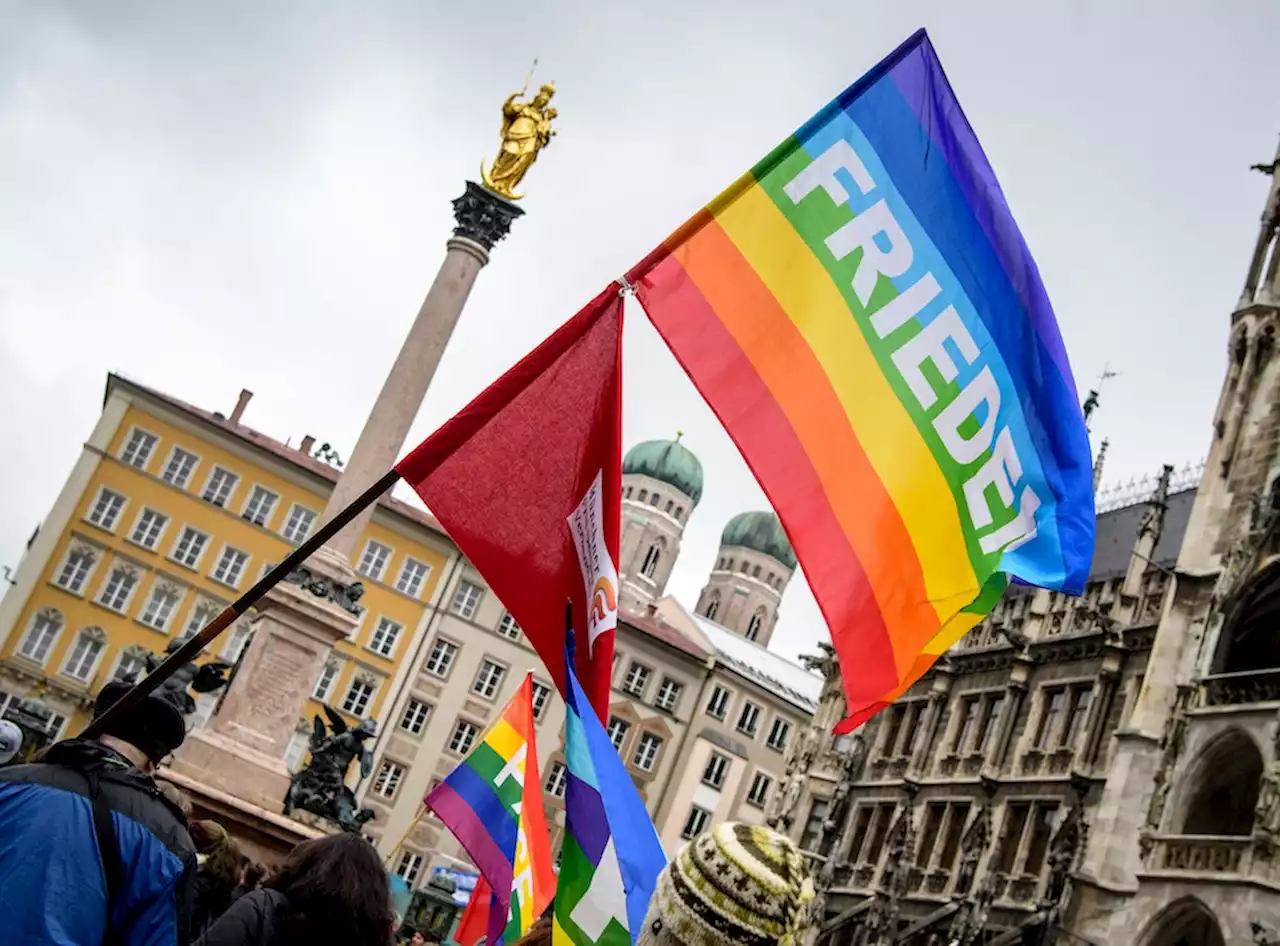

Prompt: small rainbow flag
[627,29,1095,732]
[426,674,556,945]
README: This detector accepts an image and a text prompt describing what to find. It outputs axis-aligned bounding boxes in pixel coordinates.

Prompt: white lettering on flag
[571,836,629,941]
[568,470,619,654]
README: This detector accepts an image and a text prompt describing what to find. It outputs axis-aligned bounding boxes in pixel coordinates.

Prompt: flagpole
[79,469,403,741]
[385,802,430,868]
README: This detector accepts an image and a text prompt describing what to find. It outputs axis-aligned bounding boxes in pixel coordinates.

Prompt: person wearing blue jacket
[0,681,197,945]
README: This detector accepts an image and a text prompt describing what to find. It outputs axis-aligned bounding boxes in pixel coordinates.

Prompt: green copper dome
[721,511,797,569]
[623,438,704,505]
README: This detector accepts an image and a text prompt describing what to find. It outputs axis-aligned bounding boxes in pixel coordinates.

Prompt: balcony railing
[1200,669,1280,707]
[1146,834,1252,874]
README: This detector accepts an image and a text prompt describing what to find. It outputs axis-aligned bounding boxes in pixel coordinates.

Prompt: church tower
[617,437,703,613]
[694,511,795,645]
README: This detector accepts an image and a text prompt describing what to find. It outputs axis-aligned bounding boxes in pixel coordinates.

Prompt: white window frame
[86,487,128,532]
[737,701,762,738]
[128,508,170,551]
[184,598,220,637]
[423,638,459,678]
[606,715,630,751]
[545,761,567,798]
[18,609,64,665]
[357,540,393,581]
[767,717,791,752]
[682,806,711,840]
[531,680,553,721]
[399,698,432,735]
[497,611,521,640]
[111,647,150,684]
[623,662,651,698]
[119,426,159,470]
[395,851,424,886]
[368,616,403,658]
[633,732,662,772]
[281,503,318,543]
[54,542,100,595]
[314,660,342,702]
[160,445,200,489]
[395,558,431,598]
[448,719,480,756]
[139,582,185,632]
[96,564,141,614]
[170,525,211,570]
[342,678,377,716]
[61,628,107,682]
[472,659,508,700]
[221,621,252,662]
[201,466,240,508]
[746,772,772,808]
[706,684,731,720]
[211,545,250,589]
[372,760,405,800]
[451,579,484,619]
[241,484,280,528]
[654,677,683,713]
[702,751,729,788]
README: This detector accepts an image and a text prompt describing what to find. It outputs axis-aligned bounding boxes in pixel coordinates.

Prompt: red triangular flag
[454,875,492,946]
[395,286,623,718]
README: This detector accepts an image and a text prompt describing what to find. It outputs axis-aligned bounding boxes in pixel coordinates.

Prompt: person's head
[637,823,815,946]
[514,915,552,946]
[408,932,426,946]
[266,833,393,946]
[91,682,186,772]
[0,719,23,766]
[190,820,242,887]
[241,860,266,888]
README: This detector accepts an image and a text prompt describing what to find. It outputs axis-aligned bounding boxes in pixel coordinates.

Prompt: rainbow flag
[626,29,1094,732]
[426,674,556,945]
[554,635,666,946]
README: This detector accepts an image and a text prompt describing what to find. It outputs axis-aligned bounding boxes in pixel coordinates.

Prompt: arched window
[19,608,64,665]
[1179,729,1263,836]
[752,564,761,578]
[674,507,684,521]
[1138,897,1226,946]
[767,571,776,585]
[625,487,633,499]
[746,608,767,642]
[726,558,734,571]
[717,557,725,570]
[641,544,661,578]
[704,593,721,621]
[665,500,674,514]
[648,493,660,507]
[639,490,648,503]
[1211,561,1280,673]
[63,627,108,682]
[738,561,749,574]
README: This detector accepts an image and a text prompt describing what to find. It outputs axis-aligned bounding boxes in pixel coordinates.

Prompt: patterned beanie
[637,822,816,946]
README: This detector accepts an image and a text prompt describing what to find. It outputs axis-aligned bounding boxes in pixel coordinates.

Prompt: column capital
[452,181,525,253]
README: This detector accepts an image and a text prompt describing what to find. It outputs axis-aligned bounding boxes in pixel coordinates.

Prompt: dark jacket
[194,889,286,946]
[0,739,197,945]
[191,868,237,938]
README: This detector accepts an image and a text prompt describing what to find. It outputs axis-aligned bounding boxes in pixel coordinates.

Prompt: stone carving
[283,564,365,617]
[1254,715,1280,857]
[767,767,805,831]
[283,704,377,832]
[863,804,916,945]
[131,637,232,717]
[955,804,992,896]
[1043,804,1086,910]
[1146,684,1193,835]
[451,181,525,252]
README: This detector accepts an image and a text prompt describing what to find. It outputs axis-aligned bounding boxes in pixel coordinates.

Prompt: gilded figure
[481,81,557,199]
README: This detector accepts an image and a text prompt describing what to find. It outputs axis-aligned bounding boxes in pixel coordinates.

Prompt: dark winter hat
[93,682,187,763]
[637,822,816,946]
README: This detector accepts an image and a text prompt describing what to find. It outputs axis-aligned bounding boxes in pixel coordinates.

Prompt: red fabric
[395,286,623,719]
[453,876,491,946]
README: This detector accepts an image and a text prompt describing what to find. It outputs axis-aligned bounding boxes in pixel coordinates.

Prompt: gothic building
[773,144,1280,946]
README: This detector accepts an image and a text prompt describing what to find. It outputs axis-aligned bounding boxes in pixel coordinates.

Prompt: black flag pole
[79,469,402,741]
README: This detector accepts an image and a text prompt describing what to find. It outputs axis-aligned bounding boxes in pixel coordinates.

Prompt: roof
[1087,486,1196,581]
[106,373,448,538]
[618,608,709,662]
[721,511,797,570]
[666,599,820,713]
[622,439,704,505]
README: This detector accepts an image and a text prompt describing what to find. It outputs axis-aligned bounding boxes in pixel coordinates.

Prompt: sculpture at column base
[283,705,378,833]
[453,182,525,253]
[282,561,366,617]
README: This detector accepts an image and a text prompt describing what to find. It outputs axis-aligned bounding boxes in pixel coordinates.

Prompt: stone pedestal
[168,554,361,813]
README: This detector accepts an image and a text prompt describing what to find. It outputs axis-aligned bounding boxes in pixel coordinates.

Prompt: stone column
[987,658,1032,774]
[910,670,953,775]
[319,182,524,565]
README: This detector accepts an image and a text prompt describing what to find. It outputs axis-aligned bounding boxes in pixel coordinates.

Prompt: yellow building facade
[0,373,460,750]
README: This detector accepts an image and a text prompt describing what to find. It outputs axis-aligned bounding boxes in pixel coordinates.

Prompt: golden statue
[481,81,557,200]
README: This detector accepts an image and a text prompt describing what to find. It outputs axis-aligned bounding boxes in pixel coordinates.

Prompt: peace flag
[426,674,556,945]
[626,29,1094,732]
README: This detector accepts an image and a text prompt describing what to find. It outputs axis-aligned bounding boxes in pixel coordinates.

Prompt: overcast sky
[2,1,1277,664]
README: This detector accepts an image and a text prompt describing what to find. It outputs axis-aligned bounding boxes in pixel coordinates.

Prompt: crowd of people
[0,680,817,946]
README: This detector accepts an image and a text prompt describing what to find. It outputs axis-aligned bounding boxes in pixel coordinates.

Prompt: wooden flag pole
[79,469,403,741]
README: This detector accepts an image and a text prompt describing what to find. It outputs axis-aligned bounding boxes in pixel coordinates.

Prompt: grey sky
[1,1,1277,663]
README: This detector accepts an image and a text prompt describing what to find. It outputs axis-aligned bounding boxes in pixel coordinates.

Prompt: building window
[606,716,630,750]
[975,695,1005,754]
[799,799,830,853]
[766,718,791,752]
[139,584,183,631]
[1034,689,1066,749]
[702,752,730,788]
[545,761,567,798]
[654,677,683,713]
[736,701,761,738]
[356,541,391,581]
[738,561,749,574]
[623,662,651,698]
[113,648,149,683]
[879,705,906,758]
[952,696,981,754]
[936,803,972,871]
[1062,686,1093,749]
[746,772,772,808]
[449,719,480,756]
[19,609,64,664]
[120,428,158,469]
[88,488,127,531]
[202,467,239,508]
[638,490,648,503]
[372,760,405,800]
[424,638,459,678]
[648,493,659,507]
[473,660,508,700]
[674,506,684,520]
[497,611,521,640]
[995,803,1031,874]
[1023,802,1060,874]
[97,566,139,613]
[451,580,484,619]
[171,526,210,569]
[212,546,250,588]
[184,599,219,637]
[633,732,662,771]
[63,628,107,681]
[314,661,340,702]
[368,617,403,658]
[641,544,661,578]
[161,447,199,488]
[55,545,98,594]
[396,558,430,598]
[282,504,317,543]
[399,698,431,735]
[705,685,731,720]
[342,678,376,716]
[125,509,169,551]
[221,621,252,662]
[682,806,711,840]
[394,851,424,886]
[241,486,279,527]
[531,681,553,721]
[746,609,766,642]
[284,729,311,772]
[704,593,720,621]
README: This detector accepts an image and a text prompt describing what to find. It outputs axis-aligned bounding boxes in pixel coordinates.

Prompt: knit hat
[0,719,22,765]
[93,682,187,763]
[636,822,816,946]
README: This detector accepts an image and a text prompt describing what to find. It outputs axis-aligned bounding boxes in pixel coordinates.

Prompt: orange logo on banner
[591,577,617,624]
